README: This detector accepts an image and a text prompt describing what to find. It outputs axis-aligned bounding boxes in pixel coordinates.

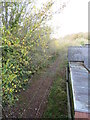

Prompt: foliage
[43,58,68,118]
[63,32,88,41]
[43,33,88,118]
[1,1,54,106]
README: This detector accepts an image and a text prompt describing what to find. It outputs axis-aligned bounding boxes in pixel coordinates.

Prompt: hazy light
[51,0,89,38]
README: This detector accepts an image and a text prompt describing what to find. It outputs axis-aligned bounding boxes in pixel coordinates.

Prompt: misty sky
[50,0,89,38]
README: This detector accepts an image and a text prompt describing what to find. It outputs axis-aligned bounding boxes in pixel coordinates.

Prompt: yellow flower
[8,41,11,46]
[15,90,17,92]
[10,88,13,93]
[14,85,16,88]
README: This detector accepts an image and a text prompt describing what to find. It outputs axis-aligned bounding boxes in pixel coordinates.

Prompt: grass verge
[43,51,68,118]
[43,76,68,118]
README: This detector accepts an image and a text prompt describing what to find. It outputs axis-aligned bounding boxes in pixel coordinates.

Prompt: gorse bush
[1,1,54,106]
[2,28,29,105]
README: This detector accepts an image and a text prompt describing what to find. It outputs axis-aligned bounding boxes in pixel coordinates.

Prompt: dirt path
[4,53,66,118]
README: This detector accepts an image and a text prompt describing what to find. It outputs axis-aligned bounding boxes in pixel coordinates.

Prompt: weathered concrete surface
[68,45,90,114]
[68,45,90,71]
[69,62,89,113]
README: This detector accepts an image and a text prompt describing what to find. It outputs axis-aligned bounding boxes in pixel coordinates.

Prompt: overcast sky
[50,0,89,38]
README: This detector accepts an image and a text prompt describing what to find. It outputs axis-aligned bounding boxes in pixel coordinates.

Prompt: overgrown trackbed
[4,51,67,118]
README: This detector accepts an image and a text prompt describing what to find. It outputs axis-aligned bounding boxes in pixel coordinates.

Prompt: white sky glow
[51,0,89,38]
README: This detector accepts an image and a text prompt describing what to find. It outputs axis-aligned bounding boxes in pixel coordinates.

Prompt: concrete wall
[68,45,90,70]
